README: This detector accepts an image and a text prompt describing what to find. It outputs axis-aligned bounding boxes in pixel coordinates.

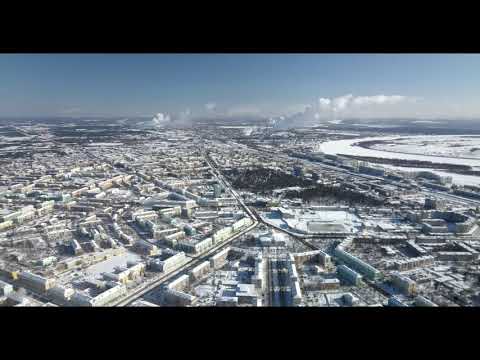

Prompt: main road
[204,151,258,221]
[112,220,257,306]
[111,152,259,307]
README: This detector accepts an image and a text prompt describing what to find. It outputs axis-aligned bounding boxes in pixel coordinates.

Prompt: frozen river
[319,135,480,186]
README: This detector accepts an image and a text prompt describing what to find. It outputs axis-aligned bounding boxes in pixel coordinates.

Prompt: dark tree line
[224,166,384,206]
[283,185,385,206]
[224,167,313,191]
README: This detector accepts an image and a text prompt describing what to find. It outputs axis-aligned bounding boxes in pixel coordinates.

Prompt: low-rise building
[210,247,230,270]
[189,261,211,282]
[393,256,435,271]
[391,272,416,296]
[17,271,56,293]
[0,279,13,296]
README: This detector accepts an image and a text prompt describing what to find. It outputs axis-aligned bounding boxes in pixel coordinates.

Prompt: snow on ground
[109,189,133,198]
[381,165,480,187]
[262,208,361,234]
[0,136,32,141]
[219,126,259,136]
[261,211,289,230]
[87,142,124,146]
[85,251,142,276]
[370,135,480,160]
[351,123,401,128]
[411,120,441,124]
[319,135,480,186]
[320,135,480,167]
[195,284,215,297]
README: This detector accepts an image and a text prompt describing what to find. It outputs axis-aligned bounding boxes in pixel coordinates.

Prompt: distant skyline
[1,54,480,121]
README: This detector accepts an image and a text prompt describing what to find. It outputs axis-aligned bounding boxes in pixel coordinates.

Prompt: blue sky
[0,54,479,119]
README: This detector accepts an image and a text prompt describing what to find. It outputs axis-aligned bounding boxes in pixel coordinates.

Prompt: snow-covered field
[369,135,480,160]
[262,208,361,234]
[320,135,480,167]
[319,135,480,186]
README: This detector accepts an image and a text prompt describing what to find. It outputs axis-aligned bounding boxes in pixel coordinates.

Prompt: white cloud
[205,102,217,111]
[317,94,414,114]
[315,94,415,116]
[149,109,193,127]
[352,95,406,106]
[273,93,416,128]
[332,94,354,112]
[147,93,419,129]
[151,112,171,125]
[318,98,331,110]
